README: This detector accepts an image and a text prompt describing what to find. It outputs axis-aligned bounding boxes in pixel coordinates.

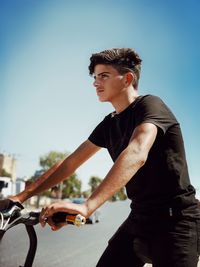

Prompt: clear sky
[1,0,200,192]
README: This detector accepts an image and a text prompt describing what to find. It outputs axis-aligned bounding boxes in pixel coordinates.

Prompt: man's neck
[111,91,139,114]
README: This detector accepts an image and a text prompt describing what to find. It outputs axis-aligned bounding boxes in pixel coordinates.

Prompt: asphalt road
[0,200,199,267]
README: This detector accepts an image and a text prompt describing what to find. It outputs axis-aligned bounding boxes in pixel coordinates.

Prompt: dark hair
[88,48,142,89]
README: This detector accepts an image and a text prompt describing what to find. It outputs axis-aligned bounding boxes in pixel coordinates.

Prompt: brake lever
[20,210,40,226]
[0,205,22,231]
[3,209,40,231]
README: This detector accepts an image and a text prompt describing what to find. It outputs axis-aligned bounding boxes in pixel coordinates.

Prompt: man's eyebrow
[93,72,110,78]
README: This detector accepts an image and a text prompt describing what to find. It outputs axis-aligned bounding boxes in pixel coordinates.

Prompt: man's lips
[96,89,104,94]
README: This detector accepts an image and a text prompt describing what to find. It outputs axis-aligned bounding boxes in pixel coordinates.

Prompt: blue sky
[1,0,200,192]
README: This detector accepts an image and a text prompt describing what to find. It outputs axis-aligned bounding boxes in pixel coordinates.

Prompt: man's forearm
[11,157,75,203]
[11,140,100,203]
[86,148,146,216]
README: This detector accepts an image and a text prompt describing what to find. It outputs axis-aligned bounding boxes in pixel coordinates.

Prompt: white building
[0,154,17,181]
[0,176,16,198]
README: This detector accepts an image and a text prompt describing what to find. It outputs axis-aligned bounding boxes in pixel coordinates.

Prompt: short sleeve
[134,95,178,134]
[88,119,107,148]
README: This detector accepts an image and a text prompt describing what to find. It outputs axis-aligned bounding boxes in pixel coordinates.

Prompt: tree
[1,169,12,178]
[39,150,82,199]
[62,173,82,198]
[109,187,127,202]
[26,150,80,207]
[39,150,69,198]
[88,176,127,201]
[88,176,102,192]
[40,151,68,171]
[82,189,90,198]
[117,187,127,200]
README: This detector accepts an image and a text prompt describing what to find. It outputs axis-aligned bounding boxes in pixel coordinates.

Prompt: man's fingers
[40,205,59,218]
[43,216,67,231]
[51,222,67,231]
[39,207,49,227]
[47,216,57,228]
[39,207,68,230]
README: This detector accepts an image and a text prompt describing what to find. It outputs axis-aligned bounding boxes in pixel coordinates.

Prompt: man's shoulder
[134,94,167,109]
[138,94,163,102]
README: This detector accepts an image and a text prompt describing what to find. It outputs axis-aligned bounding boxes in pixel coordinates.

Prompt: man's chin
[98,97,109,102]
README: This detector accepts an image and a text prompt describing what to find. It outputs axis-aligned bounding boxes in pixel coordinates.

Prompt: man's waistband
[130,205,200,220]
[131,207,181,218]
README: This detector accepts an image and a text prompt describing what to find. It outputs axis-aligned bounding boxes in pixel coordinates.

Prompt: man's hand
[0,199,13,211]
[39,201,89,231]
[0,199,24,212]
[8,196,22,204]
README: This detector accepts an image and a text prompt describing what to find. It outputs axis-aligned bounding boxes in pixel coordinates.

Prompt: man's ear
[124,72,135,86]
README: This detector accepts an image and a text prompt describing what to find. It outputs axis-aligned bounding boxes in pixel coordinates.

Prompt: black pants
[96,214,200,267]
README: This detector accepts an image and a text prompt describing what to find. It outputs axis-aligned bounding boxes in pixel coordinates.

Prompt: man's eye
[101,74,108,79]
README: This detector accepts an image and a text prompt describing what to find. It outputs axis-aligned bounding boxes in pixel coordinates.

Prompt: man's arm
[10,140,101,203]
[42,122,158,224]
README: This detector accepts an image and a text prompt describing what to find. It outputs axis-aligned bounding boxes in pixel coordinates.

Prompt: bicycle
[0,201,86,267]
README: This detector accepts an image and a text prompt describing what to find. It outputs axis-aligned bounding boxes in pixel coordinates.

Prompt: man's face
[93,64,125,102]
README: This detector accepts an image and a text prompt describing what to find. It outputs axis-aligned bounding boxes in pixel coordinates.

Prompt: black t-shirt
[88,95,198,216]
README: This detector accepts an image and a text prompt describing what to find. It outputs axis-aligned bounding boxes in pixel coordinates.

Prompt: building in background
[0,153,17,181]
[0,176,14,198]
[0,154,17,198]
[16,177,26,194]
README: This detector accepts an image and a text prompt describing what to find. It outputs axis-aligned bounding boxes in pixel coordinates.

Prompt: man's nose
[93,80,100,87]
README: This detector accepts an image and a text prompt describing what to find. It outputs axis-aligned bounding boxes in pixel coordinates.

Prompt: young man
[1,48,200,266]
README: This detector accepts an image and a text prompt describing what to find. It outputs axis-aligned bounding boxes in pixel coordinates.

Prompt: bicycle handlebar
[0,201,86,267]
[51,212,86,227]
[0,203,86,232]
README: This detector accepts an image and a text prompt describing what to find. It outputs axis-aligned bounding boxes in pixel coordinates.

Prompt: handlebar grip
[51,212,86,227]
